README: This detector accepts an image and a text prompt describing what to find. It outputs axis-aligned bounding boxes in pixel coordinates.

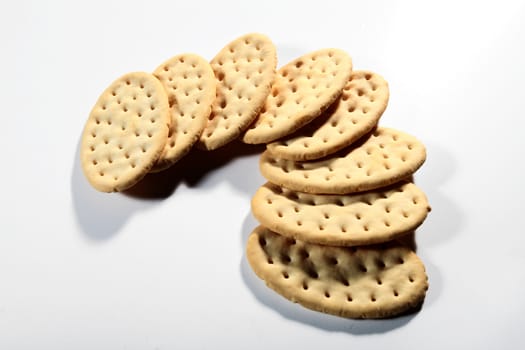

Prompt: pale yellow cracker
[260,127,426,194]
[151,53,216,172]
[242,49,352,144]
[198,33,276,150]
[246,226,428,319]
[251,181,430,246]
[80,72,170,192]
[266,70,389,161]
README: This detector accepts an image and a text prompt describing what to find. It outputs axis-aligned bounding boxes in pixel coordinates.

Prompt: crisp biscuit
[246,226,428,319]
[266,70,389,161]
[242,49,352,144]
[251,181,430,246]
[80,72,170,192]
[260,127,426,194]
[151,54,216,172]
[198,33,276,150]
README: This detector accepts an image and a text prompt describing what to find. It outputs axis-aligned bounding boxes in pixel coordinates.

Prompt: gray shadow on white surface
[415,142,464,246]
[71,139,161,241]
[71,138,265,241]
[181,141,265,195]
[239,213,417,334]
[408,142,460,308]
[417,253,441,308]
[123,140,265,198]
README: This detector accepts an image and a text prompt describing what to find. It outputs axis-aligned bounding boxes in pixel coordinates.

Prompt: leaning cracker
[242,49,352,144]
[266,70,389,161]
[80,72,170,192]
[151,54,216,172]
[246,226,428,319]
[251,181,430,246]
[198,33,276,150]
[260,127,426,194]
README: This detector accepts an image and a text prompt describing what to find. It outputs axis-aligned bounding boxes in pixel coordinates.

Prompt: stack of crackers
[80,33,431,319]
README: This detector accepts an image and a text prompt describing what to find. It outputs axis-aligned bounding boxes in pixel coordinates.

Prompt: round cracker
[242,49,353,144]
[198,33,276,150]
[151,54,216,172]
[246,226,428,319]
[251,181,430,247]
[80,72,170,192]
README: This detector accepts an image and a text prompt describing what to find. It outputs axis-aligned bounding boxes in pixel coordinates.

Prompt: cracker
[242,49,352,144]
[197,33,276,150]
[80,72,170,192]
[151,53,216,172]
[246,226,428,319]
[251,181,430,246]
[266,70,389,161]
[260,127,426,194]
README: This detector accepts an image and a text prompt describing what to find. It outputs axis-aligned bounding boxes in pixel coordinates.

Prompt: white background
[1,0,524,349]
